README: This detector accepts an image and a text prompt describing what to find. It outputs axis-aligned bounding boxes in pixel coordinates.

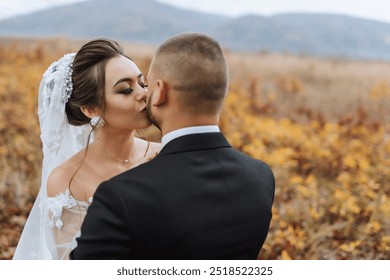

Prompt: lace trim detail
[46,189,92,229]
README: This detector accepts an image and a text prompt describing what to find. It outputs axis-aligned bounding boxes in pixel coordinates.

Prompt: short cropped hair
[153,32,228,114]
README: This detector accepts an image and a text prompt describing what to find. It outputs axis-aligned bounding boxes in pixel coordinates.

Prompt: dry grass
[226,51,390,123]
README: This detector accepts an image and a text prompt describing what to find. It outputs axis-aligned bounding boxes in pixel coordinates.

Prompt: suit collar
[159,132,231,155]
[161,125,220,148]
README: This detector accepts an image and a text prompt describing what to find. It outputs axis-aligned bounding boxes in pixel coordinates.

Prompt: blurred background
[0,0,389,260]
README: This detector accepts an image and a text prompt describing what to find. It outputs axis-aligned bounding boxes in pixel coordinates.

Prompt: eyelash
[120,88,134,94]
[119,82,147,94]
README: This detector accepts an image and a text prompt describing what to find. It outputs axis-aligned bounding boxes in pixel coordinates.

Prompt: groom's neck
[161,113,219,137]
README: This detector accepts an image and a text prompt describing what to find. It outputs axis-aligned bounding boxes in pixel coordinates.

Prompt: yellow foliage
[281,250,292,260]
[365,221,381,234]
[308,207,321,220]
[340,241,362,252]
[370,81,390,99]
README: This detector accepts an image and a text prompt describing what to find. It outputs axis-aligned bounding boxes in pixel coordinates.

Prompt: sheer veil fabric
[13,53,91,259]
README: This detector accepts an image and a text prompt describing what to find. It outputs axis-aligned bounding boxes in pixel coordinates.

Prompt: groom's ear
[153,79,168,106]
[80,106,100,119]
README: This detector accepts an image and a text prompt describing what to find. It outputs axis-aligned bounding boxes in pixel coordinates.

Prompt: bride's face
[103,55,150,130]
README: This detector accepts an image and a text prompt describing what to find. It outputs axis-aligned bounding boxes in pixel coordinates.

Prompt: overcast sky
[0,0,389,24]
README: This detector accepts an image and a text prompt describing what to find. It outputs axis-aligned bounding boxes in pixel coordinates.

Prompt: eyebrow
[113,74,143,88]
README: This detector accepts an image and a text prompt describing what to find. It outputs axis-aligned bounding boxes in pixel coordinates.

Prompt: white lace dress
[46,189,92,260]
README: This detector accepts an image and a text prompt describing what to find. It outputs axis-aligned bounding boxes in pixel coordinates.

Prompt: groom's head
[146,32,228,133]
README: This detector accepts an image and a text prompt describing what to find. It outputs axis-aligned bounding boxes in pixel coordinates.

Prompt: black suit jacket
[70,132,275,259]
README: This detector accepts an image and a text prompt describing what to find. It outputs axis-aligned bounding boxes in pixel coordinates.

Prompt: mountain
[1,0,390,60]
[0,0,229,45]
[211,13,390,60]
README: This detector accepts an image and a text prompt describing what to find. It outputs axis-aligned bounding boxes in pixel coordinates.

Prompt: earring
[90,116,105,128]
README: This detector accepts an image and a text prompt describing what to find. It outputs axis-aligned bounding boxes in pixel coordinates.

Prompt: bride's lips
[139,107,147,113]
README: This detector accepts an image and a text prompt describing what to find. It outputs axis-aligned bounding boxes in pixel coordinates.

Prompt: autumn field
[0,37,389,260]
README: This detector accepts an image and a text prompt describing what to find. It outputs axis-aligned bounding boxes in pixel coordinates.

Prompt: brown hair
[64,39,130,201]
[66,39,127,125]
[153,32,228,114]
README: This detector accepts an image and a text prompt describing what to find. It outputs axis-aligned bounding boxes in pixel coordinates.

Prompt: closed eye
[119,88,134,94]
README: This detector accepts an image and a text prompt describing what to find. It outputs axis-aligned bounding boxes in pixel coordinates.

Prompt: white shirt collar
[161,125,220,148]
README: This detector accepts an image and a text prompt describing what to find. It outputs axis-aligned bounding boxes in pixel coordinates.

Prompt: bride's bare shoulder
[46,151,85,197]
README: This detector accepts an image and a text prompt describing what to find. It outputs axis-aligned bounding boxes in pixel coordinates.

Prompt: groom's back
[111,133,275,260]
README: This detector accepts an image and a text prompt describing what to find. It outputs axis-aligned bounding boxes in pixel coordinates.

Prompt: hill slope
[1,0,390,60]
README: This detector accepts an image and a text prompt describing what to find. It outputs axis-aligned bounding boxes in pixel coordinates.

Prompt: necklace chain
[98,151,131,164]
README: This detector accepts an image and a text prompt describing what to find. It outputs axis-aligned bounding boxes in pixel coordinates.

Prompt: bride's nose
[135,89,147,103]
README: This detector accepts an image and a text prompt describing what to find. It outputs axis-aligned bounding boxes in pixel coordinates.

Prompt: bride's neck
[90,128,135,163]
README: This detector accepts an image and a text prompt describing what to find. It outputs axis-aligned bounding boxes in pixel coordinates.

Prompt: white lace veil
[13,53,92,259]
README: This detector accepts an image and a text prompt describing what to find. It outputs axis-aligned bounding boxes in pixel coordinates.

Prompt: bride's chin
[137,120,153,130]
[144,119,153,128]
[142,117,153,126]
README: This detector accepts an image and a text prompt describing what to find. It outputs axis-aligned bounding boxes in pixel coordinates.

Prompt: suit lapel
[159,132,231,156]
